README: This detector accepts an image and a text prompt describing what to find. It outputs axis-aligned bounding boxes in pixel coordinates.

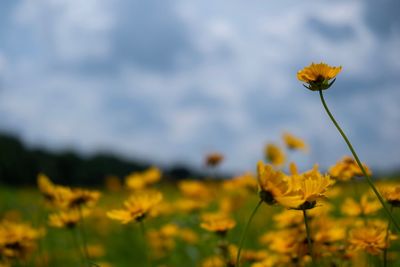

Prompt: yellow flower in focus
[257,161,291,205]
[297,62,342,91]
[282,133,308,152]
[200,213,236,236]
[341,195,381,217]
[107,191,162,224]
[264,144,286,167]
[348,221,395,255]
[380,184,400,207]
[329,156,371,181]
[276,166,334,210]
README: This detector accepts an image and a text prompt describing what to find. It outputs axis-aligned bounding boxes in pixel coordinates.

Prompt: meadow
[1,63,400,267]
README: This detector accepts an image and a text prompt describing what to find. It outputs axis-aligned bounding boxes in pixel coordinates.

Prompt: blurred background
[0,0,399,185]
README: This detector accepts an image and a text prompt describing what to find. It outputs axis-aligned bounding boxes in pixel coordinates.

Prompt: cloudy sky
[0,0,399,173]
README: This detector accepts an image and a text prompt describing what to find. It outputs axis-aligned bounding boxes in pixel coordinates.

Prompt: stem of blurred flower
[78,205,91,267]
[218,236,230,266]
[139,220,151,267]
[318,89,400,232]
[302,209,314,266]
[70,228,85,267]
[235,199,262,267]
[383,205,394,267]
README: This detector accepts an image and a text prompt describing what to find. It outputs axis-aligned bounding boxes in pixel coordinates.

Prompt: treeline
[0,133,204,186]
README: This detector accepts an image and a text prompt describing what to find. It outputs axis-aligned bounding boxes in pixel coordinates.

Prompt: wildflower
[48,209,89,229]
[200,213,236,236]
[264,144,286,167]
[277,165,334,210]
[179,228,199,244]
[297,62,342,91]
[205,152,224,167]
[380,184,400,207]
[329,156,371,181]
[348,221,396,255]
[63,188,101,209]
[107,191,162,224]
[178,180,211,200]
[125,167,162,191]
[341,195,381,217]
[256,161,291,205]
[282,133,308,151]
[0,221,43,261]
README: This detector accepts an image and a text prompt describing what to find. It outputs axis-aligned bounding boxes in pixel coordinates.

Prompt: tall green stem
[78,206,91,266]
[383,206,394,267]
[302,209,315,266]
[70,228,85,267]
[318,90,400,232]
[139,221,151,267]
[235,199,263,267]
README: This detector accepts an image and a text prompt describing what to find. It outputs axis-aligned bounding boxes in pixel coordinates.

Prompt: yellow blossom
[297,62,342,91]
[282,133,308,151]
[341,195,381,217]
[205,152,224,167]
[200,213,236,235]
[48,209,89,229]
[107,191,162,224]
[264,144,286,167]
[329,156,371,181]
[380,184,400,207]
[348,221,396,255]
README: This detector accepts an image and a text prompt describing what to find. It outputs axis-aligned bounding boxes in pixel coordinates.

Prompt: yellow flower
[257,161,291,204]
[107,191,162,224]
[276,165,334,210]
[348,221,395,255]
[329,156,371,181]
[341,195,381,217]
[200,213,236,236]
[297,62,342,91]
[125,167,162,190]
[380,184,400,207]
[264,144,286,167]
[282,133,308,151]
[48,209,89,229]
[0,221,43,261]
[178,180,211,200]
[205,152,224,167]
[63,188,101,209]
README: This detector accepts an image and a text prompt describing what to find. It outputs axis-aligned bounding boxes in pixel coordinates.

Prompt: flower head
[329,156,371,181]
[297,62,342,91]
[205,152,224,167]
[282,133,308,152]
[380,184,400,207]
[48,209,89,229]
[264,144,286,167]
[200,213,236,236]
[257,161,291,204]
[107,191,163,224]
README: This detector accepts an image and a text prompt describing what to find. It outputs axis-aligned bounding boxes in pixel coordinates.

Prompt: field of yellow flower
[1,64,400,267]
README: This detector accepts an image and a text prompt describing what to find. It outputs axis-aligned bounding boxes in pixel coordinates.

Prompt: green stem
[70,228,85,267]
[235,199,263,267]
[139,220,151,267]
[318,90,400,232]
[383,206,394,267]
[78,206,91,267]
[302,209,315,266]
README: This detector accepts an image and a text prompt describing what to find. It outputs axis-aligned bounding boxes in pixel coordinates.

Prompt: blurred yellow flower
[200,213,236,236]
[264,144,286,167]
[205,152,224,167]
[380,184,400,207]
[107,191,162,224]
[0,221,43,261]
[341,195,381,217]
[48,209,89,229]
[257,161,291,205]
[297,62,342,91]
[125,167,162,190]
[282,133,308,152]
[348,221,395,255]
[178,180,211,200]
[328,156,371,181]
